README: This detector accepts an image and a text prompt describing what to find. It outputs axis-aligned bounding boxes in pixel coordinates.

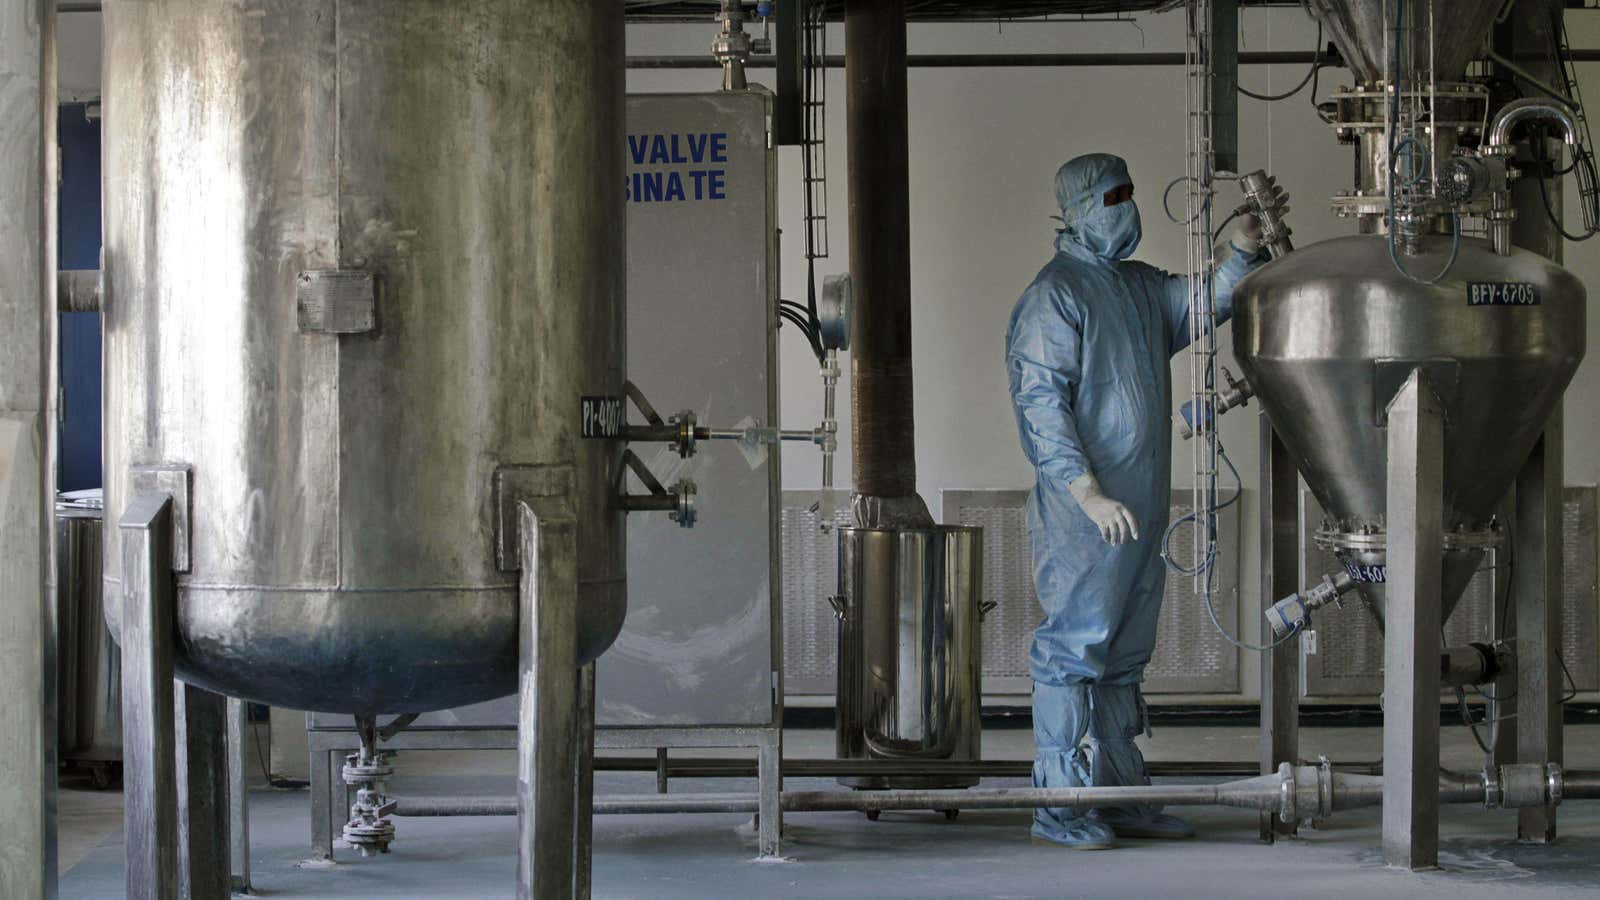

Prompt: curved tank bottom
[1235,234,1585,533]
[103,578,625,714]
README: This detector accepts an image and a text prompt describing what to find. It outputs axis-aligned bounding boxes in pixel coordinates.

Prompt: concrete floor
[58,724,1600,898]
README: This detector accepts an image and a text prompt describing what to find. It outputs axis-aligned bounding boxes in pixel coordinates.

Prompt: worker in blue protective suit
[1005,153,1273,850]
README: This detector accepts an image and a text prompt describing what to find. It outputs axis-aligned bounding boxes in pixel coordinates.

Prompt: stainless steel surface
[1233,235,1586,624]
[56,499,120,764]
[604,90,778,729]
[101,0,628,714]
[1381,371,1445,871]
[1259,417,1300,842]
[119,493,178,900]
[1512,422,1564,842]
[1297,486,1599,697]
[835,526,983,789]
[516,502,581,900]
[174,683,229,899]
[936,490,1242,697]
[1306,0,1503,84]
[0,1,55,895]
[225,698,250,894]
[1488,98,1580,151]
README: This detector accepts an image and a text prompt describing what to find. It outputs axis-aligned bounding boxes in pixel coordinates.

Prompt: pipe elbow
[1488,98,1579,150]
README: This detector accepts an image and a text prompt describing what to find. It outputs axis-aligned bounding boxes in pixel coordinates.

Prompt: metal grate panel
[780,491,853,695]
[1300,486,1599,697]
[939,490,1241,696]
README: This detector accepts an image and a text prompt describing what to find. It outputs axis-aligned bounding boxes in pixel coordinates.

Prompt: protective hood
[1055,153,1142,261]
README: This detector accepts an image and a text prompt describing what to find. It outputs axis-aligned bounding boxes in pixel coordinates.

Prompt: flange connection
[342,751,398,856]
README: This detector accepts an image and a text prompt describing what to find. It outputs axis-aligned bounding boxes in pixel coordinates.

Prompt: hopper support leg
[1259,415,1301,842]
[1512,416,1565,842]
[1382,372,1445,871]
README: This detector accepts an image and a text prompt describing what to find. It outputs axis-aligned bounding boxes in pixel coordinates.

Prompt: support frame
[1381,370,1445,871]
[1258,414,1300,842]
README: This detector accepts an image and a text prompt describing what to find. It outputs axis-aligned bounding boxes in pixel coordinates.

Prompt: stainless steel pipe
[1488,98,1580,150]
[394,764,1536,821]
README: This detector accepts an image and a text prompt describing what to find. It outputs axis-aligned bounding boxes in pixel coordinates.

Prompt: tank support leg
[516,500,584,899]
[1258,415,1300,843]
[226,697,252,892]
[1381,371,1445,871]
[120,491,231,899]
[175,681,230,898]
[757,729,782,858]
[574,662,596,900]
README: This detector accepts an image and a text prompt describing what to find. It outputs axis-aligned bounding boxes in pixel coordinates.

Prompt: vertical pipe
[1493,0,1566,845]
[1258,416,1300,842]
[0,2,55,897]
[1210,0,1239,174]
[1382,371,1444,871]
[845,0,924,524]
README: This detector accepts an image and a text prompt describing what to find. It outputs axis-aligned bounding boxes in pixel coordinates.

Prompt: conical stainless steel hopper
[1234,235,1585,624]
[1307,0,1505,84]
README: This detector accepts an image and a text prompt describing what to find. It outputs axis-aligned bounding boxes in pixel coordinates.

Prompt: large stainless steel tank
[1234,235,1585,620]
[101,0,626,714]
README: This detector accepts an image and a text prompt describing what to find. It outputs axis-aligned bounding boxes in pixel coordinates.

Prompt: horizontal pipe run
[393,768,1544,820]
[1564,771,1600,799]
[624,51,1600,70]
[588,756,1384,779]
[629,51,1333,69]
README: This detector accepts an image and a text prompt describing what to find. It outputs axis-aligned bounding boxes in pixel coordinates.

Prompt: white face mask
[1071,198,1143,260]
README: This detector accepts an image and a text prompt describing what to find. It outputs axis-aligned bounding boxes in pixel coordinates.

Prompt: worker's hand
[1068,474,1141,545]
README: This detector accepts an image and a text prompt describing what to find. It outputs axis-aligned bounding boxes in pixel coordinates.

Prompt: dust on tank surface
[98,0,626,714]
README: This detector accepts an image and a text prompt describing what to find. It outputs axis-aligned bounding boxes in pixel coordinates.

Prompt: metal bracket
[297,269,376,334]
[130,464,193,572]
[1373,359,1458,427]
[493,465,576,572]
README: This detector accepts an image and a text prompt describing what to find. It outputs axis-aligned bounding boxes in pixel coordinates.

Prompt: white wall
[52,8,1599,722]
[630,8,1600,700]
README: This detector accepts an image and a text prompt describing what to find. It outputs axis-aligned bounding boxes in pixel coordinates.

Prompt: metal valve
[1238,170,1294,258]
[1178,366,1253,440]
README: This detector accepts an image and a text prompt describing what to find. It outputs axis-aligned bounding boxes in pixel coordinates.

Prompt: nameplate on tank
[297,269,376,333]
[1343,562,1387,584]
[1466,282,1541,307]
[580,396,624,439]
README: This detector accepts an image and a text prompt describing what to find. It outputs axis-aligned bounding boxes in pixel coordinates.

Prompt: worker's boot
[1030,682,1116,850]
[1086,684,1195,840]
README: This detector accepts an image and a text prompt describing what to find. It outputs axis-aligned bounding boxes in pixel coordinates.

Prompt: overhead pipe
[845,0,931,528]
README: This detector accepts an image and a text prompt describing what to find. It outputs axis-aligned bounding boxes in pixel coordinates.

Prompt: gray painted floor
[59,725,1600,898]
